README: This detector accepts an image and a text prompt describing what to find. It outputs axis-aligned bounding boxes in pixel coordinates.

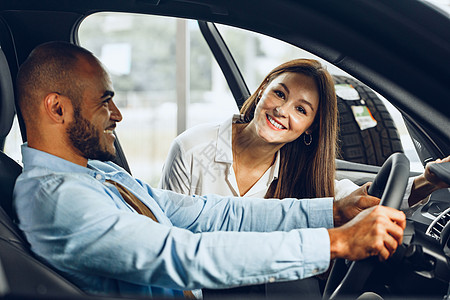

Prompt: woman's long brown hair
[240,59,338,199]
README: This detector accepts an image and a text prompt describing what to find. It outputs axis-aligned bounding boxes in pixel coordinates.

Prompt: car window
[76,12,424,188]
[78,13,238,186]
[217,24,424,172]
[216,24,352,92]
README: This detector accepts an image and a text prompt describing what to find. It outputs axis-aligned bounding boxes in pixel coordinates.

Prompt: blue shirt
[13,144,333,298]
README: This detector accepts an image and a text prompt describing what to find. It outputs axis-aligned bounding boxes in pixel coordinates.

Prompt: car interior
[0,1,448,299]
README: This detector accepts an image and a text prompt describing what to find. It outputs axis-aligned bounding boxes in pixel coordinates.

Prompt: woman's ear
[307,121,320,134]
[44,93,68,124]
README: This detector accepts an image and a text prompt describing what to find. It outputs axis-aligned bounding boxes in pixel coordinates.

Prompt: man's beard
[67,108,116,162]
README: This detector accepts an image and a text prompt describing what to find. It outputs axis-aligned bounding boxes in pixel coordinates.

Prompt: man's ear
[43,93,69,124]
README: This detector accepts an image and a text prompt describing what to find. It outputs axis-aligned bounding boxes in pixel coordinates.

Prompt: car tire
[334,75,404,166]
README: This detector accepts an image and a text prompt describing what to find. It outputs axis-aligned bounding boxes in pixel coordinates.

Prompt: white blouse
[160,114,416,208]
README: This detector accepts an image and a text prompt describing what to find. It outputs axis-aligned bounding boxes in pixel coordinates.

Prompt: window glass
[216,24,351,92]
[423,0,450,14]
[78,13,237,186]
[78,12,423,180]
[217,24,423,172]
[3,116,22,165]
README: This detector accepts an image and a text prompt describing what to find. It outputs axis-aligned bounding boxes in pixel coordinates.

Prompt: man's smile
[104,124,116,135]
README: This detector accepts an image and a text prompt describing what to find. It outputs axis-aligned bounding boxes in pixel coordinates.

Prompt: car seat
[0,19,85,297]
[0,151,87,298]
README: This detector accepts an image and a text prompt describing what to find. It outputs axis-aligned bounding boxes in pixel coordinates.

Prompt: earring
[304,133,312,146]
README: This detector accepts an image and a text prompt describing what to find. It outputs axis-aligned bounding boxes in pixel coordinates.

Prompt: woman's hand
[333,182,380,227]
[409,155,450,207]
[424,156,450,189]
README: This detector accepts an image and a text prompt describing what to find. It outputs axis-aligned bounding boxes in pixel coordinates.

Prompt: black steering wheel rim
[323,153,410,300]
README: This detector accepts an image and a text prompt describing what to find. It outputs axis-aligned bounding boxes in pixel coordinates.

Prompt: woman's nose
[274,104,287,117]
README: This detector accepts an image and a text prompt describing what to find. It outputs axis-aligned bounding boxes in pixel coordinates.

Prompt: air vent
[426,206,450,240]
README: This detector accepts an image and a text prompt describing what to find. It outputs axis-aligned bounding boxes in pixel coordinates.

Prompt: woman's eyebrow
[300,99,315,112]
[279,83,290,95]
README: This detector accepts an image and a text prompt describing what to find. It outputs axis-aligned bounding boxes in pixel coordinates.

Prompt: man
[13,41,406,298]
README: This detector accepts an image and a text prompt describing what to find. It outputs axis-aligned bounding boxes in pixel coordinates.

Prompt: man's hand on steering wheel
[324,153,410,300]
[328,206,406,262]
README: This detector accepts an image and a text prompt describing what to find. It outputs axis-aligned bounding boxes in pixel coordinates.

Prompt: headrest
[0,48,14,140]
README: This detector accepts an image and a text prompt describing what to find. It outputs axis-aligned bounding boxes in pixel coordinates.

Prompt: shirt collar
[21,143,103,178]
[215,114,242,163]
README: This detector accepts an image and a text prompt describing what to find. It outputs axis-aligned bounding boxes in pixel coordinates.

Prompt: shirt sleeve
[400,176,423,210]
[334,178,359,200]
[16,176,331,291]
[335,177,418,209]
[159,138,191,194]
[149,187,334,233]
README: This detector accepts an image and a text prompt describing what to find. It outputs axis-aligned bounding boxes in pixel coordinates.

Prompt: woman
[160,59,344,201]
[159,59,448,297]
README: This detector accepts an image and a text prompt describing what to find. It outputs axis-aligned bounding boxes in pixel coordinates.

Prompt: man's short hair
[16,41,95,127]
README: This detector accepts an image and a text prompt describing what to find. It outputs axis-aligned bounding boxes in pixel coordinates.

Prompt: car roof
[0,0,449,144]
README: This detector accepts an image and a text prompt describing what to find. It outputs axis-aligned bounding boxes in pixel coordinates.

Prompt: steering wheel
[323,153,410,300]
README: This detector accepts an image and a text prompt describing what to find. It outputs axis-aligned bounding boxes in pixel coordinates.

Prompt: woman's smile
[266,114,286,131]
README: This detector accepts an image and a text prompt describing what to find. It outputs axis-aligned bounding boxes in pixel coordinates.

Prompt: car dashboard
[406,188,450,284]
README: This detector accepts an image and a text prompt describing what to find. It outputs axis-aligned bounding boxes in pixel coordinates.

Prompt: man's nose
[110,100,123,122]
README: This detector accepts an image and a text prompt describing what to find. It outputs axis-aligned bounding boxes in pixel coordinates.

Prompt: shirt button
[268,277,275,283]
[95,174,102,180]
[312,268,319,274]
